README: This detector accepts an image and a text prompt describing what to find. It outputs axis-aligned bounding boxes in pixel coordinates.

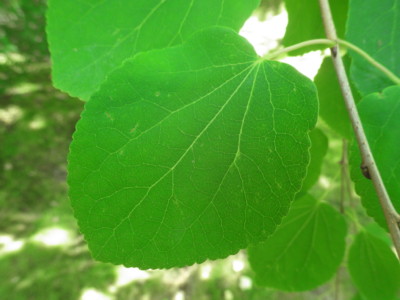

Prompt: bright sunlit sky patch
[232,259,245,272]
[173,290,185,300]
[0,235,24,256]
[239,13,288,56]
[200,263,212,280]
[31,227,72,247]
[0,52,25,65]
[80,288,112,300]
[239,276,253,290]
[108,266,150,293]
[0,105,24,125]
[239,7,324,80]
[28,115,47,130]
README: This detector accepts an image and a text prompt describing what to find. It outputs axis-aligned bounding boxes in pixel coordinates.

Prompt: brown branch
[318,0,400,258]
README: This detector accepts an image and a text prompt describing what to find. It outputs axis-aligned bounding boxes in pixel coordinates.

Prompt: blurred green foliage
[1,0,48,61]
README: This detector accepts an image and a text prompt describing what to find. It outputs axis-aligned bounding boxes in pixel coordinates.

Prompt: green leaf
[346,0,400,95]
[348,231,400,300]
[364,222,392,247]
[248,194,347,291]
[68,27,318,269]
[314,55,360,138]
[297,128,328,196]
[47,0,260,100]
[350,85,400,228]
[351,293,365,300]
[282,0,348,55]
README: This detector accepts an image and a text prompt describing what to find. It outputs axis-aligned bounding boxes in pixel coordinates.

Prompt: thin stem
[263,37,400,87]
[262,39,334,60]
[334,268,341,300]
[335,140,349,300]
[339,139,348,214]
[337,39,400,85]
[345,210,363,231]
[319,0,400,258]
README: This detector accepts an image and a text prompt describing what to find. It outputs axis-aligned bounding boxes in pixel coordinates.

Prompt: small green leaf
[346,0,400,95]
[348,231,400,300]
[314,55,360,138]
[282,0,348,55]
[350,85,400,228]
[47,0,260,100]
[297,128,328,196]
[68,27,318,269]
[248,194,347,291]
[364,223,392,247]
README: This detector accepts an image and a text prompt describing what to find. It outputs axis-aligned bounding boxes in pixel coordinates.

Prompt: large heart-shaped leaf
[350,85,400,229]
[47,0,260,100]
[68,27,318,269]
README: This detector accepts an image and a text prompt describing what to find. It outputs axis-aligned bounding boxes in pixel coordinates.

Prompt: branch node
[360,163,371,180]
[331,46,338,58]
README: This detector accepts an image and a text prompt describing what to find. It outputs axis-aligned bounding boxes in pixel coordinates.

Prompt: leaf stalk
[262,39,335,59]
[264,38,400,87]
[337,39,400,85]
